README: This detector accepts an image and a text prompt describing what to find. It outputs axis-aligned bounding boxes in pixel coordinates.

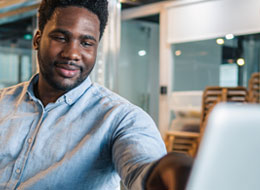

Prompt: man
[0,0,192,189]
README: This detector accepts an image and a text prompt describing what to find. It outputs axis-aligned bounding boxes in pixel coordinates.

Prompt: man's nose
[61,41,81,61]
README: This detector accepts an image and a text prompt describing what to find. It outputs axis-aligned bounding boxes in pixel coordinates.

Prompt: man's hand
[146,152,193,190]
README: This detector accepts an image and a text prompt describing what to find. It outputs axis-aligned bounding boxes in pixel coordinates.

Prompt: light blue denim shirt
[0,75,166,190]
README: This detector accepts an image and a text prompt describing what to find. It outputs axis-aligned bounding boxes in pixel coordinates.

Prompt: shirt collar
[27,73,93,105]
[27,74,39,102]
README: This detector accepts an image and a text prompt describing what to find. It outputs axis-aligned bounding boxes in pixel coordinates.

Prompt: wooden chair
[164,131,199,158]
[200,86,248,138]
[248,72,260,103]
[165,86,248,158]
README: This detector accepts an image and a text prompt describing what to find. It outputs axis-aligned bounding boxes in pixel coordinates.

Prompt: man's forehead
[50,6,100,26]
[45,6,100,37]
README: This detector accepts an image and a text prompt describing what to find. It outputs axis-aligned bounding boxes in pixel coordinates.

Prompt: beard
[38,53,94,92]
[41,64,84,91]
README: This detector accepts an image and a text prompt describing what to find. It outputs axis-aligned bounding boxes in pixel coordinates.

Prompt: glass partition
[0,17,34,89]
[118,18,159,124]
[172,33,260,91]
[170,33,260,132]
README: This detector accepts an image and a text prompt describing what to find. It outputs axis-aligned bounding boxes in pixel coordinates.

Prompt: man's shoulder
[91,83,130,103]
[0,81,29,98]
[90,83,139,111]
[90,83,156,127]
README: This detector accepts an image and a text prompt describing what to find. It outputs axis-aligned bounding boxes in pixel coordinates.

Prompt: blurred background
[0,0,259,137]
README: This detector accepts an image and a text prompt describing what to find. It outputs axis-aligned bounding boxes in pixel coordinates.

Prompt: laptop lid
[186,103,260,190]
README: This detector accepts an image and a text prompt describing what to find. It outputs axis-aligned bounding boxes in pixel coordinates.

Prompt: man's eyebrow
[81,35,97,42]
[49,28,71,36]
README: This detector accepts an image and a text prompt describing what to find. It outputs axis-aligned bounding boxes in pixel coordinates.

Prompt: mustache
[54,61,82,70]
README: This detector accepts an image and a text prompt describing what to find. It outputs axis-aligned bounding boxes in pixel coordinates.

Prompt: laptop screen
[186,103,260,190]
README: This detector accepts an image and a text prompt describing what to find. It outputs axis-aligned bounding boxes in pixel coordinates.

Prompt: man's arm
[112,105,193,190]
[111,106,167,189]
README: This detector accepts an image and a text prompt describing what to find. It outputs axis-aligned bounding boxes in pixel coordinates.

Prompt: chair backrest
[200,86,248,140]
[165,86,248,158]
[164,131,200,157]
[248,72,260,103]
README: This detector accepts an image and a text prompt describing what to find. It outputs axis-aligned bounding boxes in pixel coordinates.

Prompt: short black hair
[38,0,108,40]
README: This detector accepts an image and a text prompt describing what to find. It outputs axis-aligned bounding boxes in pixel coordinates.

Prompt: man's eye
[81,41,92,47]
[53,36,66,42]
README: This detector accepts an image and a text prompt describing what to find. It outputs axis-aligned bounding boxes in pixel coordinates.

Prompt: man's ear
[33,30,42,50]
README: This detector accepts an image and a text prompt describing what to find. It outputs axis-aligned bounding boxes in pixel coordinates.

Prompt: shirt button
[27,138,32,144]
[67,98,72,103]
[16,168,21,174]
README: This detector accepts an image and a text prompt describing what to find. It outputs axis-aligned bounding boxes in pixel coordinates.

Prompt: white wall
[167,0,260,44]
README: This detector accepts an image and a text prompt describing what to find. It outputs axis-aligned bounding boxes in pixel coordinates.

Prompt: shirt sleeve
[111,105,167,190]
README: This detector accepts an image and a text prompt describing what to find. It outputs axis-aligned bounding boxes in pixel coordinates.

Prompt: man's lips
[54,62,81,78]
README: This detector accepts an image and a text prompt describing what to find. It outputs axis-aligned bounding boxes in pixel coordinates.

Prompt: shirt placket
[6,102,46,190]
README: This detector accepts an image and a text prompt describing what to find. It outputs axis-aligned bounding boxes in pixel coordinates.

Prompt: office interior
[0,0,260,161]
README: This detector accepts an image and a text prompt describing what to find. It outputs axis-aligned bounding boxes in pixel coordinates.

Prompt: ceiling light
[216,38,224,45]
[237,58,245,66]
[225,34,234,40]
[138,50,146,56]
[175,50,182,56]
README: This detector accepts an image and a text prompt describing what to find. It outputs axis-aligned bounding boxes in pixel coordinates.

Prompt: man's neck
[35,77,66,107]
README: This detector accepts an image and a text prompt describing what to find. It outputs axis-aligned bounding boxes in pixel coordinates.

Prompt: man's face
[33,6,100,91]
